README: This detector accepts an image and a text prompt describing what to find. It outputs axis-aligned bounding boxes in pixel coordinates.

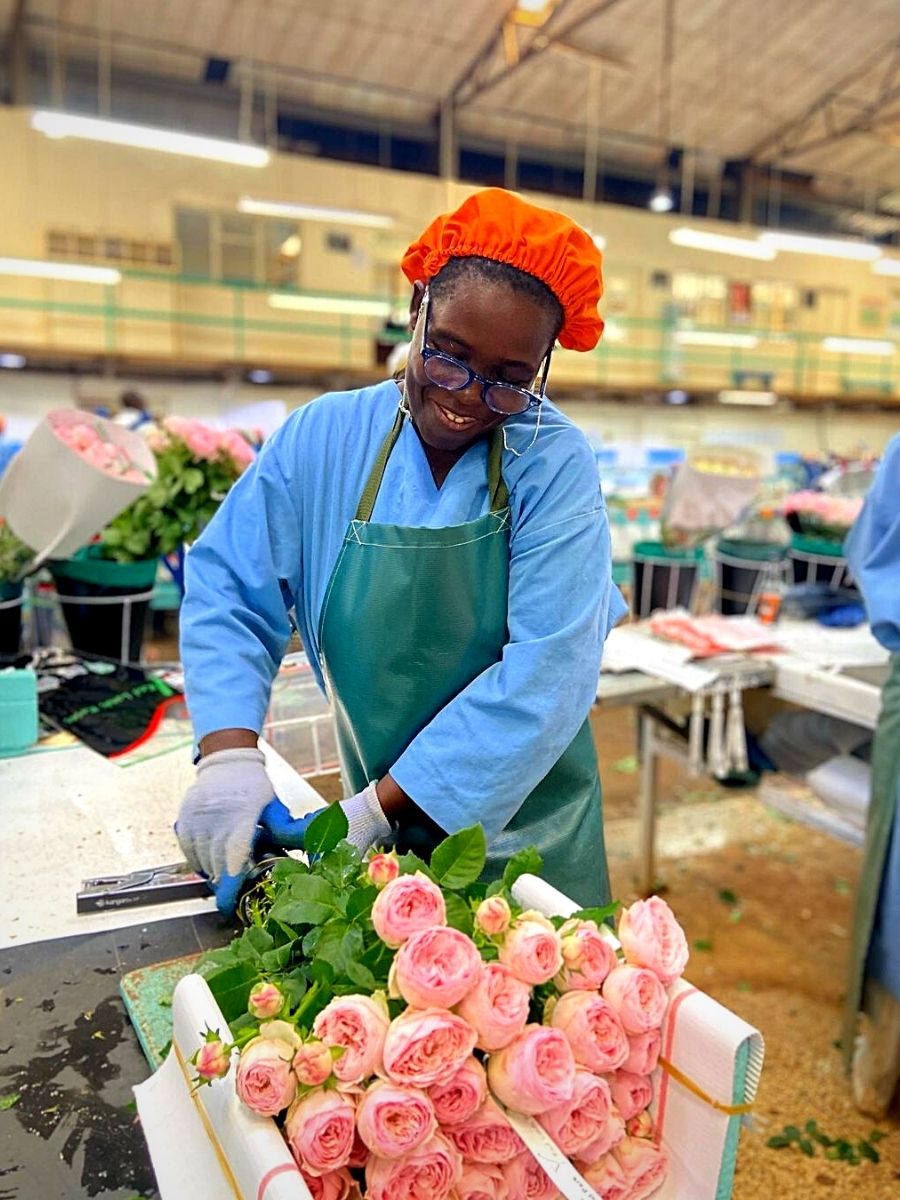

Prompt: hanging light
[821,337,894,356]
[669,227,776,260]
[269,293,392,317]
[758,231,881,261]
[649,189,675,213]
[0,257,121,284]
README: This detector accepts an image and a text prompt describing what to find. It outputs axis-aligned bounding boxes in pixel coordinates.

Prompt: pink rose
[579,1154,629,1200]
[365,1133,462,1200]
[475,896,512,936]
[622,1030,661,1077]
[577,1108,627,1166]
[426,1056,487,1126]
[626,1110,655,1139]
[357,1080,437,1158]
[368,852,400,889]
[313,993,390,1084]
[456,962,531,1052]
[537,1069,612,1157]
[501,1152,558,1200]
[618,897,689,986]
[293,1040,334,1087]
[219,427,255,469]
[192,1036,231,1082]
[248,981,285,1020]
[554,919,617,992]
[347,1131,369,1169]
[602,966,668,1035]
[392,926,482,1009]
[382,1007,477,1088]
[372,872,446,948]
[608,1071,654,1122]
[614,1136,669,1200]
[456,1162,507,1200]
[499,911,563,985]
[486,1024,576,1116]
[285,1087,356,1176]
[235,1035,297,1117]
[301,1168,356,1200]
[444,1097,525,1163]
[548,991,629,1073]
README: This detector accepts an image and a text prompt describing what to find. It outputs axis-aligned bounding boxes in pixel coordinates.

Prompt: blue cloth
[845,434,900,653]
[865,780,900,1001]
[181,378,626,838]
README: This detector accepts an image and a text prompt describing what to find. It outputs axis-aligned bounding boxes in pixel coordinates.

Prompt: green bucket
[714,539,787,616]
[50,547,158,662]
[631,540,704,617]
[787,533,852,591]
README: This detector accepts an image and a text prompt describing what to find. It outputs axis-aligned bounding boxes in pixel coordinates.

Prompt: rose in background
[782,489,864,542]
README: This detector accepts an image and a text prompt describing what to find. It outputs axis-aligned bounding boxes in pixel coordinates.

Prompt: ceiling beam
[7,0,28,105]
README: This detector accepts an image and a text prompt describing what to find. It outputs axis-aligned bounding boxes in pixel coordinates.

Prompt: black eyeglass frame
[417,291,553,416]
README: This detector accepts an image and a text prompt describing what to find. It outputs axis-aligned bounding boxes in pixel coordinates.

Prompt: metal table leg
[638,709,661,894]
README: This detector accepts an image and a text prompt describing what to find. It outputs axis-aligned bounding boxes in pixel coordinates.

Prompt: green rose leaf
[346,885,379,922]
[430,825,487,889]
[571,902,621,926]
[444,892,475,936]
[304,806,350,857]
[502,846,544,891]
[270,876,337,926]
[345,959,378,991]
[396,852,436,880]
[271,858,308,884]
[857,1141,879,1163]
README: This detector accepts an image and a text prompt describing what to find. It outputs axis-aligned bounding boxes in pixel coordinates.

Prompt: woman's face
[403,276,557,455]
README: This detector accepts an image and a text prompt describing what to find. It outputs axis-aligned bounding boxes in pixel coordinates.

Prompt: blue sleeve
[180,421,304,743]
[390,433,626,839]
[844,435,900,653]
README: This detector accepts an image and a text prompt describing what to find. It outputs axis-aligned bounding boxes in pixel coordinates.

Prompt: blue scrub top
[845,434,900,653]
[181,379,626,839]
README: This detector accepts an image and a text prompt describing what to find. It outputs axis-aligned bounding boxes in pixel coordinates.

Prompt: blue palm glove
[212,799,324,916]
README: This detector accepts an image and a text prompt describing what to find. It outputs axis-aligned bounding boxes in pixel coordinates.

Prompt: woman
[177,188,625,913]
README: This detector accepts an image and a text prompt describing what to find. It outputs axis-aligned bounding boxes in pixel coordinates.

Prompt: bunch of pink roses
[194,814,689,1200]
[50,413,149,483]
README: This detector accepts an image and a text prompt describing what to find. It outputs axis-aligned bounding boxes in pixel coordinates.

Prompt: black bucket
[0,580,24,662]
[50,553,157,663]
[631,541,704,618]
[714,539,787,616]
[787,534,852,591]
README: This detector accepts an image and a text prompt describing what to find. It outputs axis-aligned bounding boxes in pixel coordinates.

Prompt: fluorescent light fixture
[248,369,273,384]
[665,389,690,405]
[31,110,269,167]
[269,293,392,317]
[649,189,674,213]
[675,330,759,348]
[718,389,778,406]
[0,257,121,284]
[279,234,302,257]
[0,353,26,369]
[872,257,900,276]
[669,227,776,260]
[758,230,881,261]
[821,336,894,356]
[240,197,393,228]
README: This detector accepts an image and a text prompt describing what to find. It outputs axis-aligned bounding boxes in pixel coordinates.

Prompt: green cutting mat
[120,952,201,1068]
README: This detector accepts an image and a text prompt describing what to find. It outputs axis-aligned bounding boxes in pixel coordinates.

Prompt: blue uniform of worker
[182,377,625,851]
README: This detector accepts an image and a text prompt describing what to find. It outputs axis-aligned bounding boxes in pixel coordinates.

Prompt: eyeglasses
[418,291,552,415]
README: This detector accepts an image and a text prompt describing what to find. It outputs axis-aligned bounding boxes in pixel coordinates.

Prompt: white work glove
[176,747,275,882]
[341,782,394,854]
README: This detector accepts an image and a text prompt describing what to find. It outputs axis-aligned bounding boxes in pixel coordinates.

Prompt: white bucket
[0,409,157,567]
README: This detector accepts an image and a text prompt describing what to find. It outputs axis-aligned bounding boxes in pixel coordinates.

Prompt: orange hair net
[401,188,604,351]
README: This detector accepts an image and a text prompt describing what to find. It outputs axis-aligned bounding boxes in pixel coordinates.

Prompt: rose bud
[368,852,400,889]
[248,981,285,1021]
[475,896,512,936]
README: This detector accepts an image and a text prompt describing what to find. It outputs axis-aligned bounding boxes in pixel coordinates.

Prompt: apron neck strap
[355,407,509,522]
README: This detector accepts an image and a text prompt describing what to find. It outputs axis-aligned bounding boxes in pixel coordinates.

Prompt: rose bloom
[456,1161,507,1200]
[193,1037,231,1082]
[579,1153,630,1200]
[219,427,255,470]
[577,1106,627,1166]
[475,896,512,936]
[498,911,563,985]
[284,1088,356,1176]
[618,897,689,986]
[356,1080,437,1159]
[301,1168,356,1200]
[312,993,390,1084]
[347,1131,369,1169]
[456,962,531,1052]
[392,926,483,1009]
[365,1133,462,1200]
[235,1035,297,1117]
[502,1152,558,1200]
[382,1007,477,1088]
[614,1136,669,1200]
[626,1110,655,1139]
[444,1097,525,1163]
[622,1029,661,1077]
[548,991,629,1074]
[248,981,285,1020]
[371,872,446,948]
[368,852,400,889]
[602,966,668,1036]
[426,1056,487,1126]
[486,1024,576,1116]
[608,1070,654,1122]
[554,919,617,992]
[537,1069,612,1157]
[293,1040,334,1087]
[258,1018,302,1049]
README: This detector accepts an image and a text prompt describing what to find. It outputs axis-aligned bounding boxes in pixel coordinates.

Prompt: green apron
[318,409,610,908]
[842,653,900,1067]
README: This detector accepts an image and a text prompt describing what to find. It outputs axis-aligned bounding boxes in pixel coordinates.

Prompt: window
[174,208,300,286]
[45,228,174,272]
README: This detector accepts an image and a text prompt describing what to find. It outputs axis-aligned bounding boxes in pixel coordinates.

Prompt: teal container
[0,667,38,757]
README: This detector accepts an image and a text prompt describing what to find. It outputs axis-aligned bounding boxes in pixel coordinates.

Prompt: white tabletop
[0,738,324,949]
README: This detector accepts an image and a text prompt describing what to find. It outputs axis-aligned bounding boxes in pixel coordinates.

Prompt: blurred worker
[176,188,625,914]
[113,389,153,431]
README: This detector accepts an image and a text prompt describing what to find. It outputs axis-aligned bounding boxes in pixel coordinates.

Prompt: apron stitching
[318,541,353,649]
[348,527,508,550]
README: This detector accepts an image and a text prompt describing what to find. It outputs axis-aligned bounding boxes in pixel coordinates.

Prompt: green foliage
[430,826,487,889]
[766,1120,885,1167]
[0,522,33,583]
[0,1093,20,1111]
[502,846,544,891]
[304,806,350,857]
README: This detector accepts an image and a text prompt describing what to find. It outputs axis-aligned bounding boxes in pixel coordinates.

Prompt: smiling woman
[178,186,627,916]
